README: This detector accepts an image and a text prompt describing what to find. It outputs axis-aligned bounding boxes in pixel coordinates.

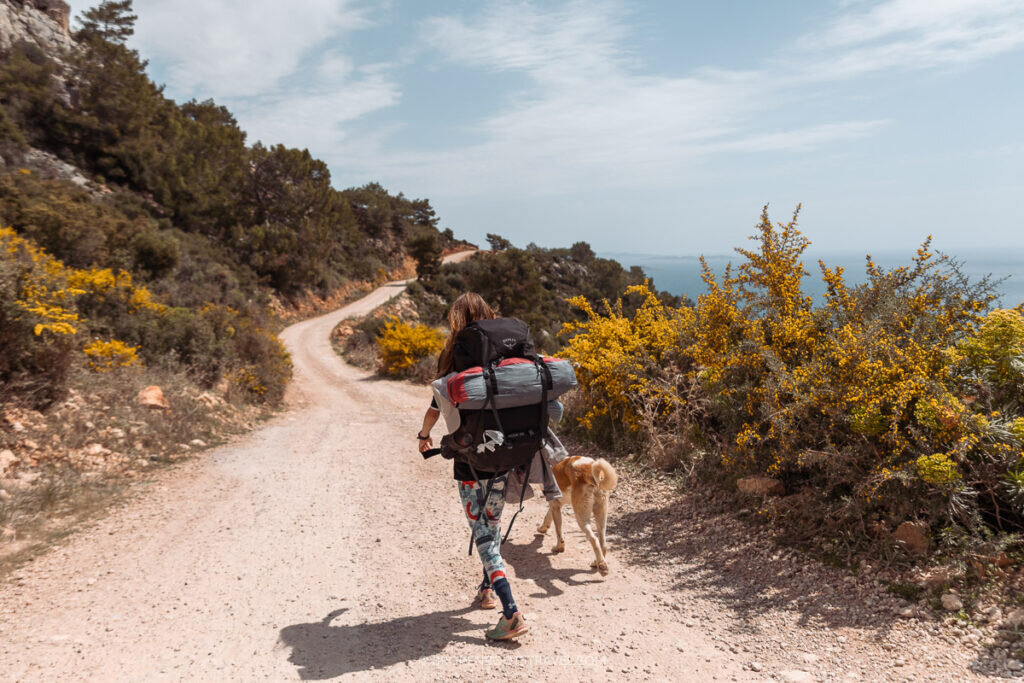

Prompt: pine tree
[75,0,137,45]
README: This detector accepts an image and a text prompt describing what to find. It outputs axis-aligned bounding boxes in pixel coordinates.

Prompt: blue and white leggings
[458,475,518,618]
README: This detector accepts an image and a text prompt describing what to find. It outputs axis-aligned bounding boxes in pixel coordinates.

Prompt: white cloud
[125,0,399,154]
[803,0,1024,77]
[375,0,1023,198]
[396,2,882,196]
[230,58,399,151]
[132,0,372,97]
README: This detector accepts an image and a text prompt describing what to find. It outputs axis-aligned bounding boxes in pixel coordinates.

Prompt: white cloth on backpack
[430,382,461,434]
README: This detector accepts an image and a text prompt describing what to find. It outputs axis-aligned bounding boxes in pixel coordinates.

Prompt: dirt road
[0,276,991,681]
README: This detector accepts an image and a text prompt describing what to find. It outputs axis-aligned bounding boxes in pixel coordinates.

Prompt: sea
[602,249,1024,308]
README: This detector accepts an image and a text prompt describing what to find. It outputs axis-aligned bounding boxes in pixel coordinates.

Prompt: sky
[104,0,1024,255]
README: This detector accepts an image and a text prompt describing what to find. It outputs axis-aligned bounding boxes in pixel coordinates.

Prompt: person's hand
[418,435,434,453]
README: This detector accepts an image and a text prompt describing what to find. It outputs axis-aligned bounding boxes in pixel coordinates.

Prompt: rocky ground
[1,377,267,569]
[595,448,1024,681]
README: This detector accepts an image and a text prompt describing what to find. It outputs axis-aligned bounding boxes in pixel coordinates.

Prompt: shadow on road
[503,529,606,598]
[612,492,899,633]
[279,606,518,679]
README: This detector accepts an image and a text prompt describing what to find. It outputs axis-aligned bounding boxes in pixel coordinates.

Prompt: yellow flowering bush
[560,283,685,432]
[1,225,83,336]
[562,206,1022,545]
[377,319,444,376]
[1,226,84,403]
[916,453,962,487]
[83,338,139,371]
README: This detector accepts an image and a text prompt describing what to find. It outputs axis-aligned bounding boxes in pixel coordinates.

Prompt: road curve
[0,264,748,681]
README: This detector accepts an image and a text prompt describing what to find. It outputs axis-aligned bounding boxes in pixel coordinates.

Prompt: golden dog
[536,456,618,575]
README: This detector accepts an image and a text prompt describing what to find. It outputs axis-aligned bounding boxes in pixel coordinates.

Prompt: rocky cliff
[0,0,74,57]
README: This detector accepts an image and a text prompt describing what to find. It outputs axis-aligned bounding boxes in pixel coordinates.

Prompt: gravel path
[0,275,999,682]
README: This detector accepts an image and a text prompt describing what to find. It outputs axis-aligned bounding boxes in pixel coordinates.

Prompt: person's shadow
[278,605,511,679]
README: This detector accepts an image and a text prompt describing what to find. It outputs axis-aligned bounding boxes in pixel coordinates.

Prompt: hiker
[417,292,530,641]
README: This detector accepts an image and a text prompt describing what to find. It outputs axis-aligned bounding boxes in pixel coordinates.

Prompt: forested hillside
[0,0,463,410]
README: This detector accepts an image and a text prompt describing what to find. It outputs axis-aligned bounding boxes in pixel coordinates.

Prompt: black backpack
[442,318,553,474]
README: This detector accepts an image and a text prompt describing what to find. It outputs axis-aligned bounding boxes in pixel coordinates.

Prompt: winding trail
[0,264,986,682]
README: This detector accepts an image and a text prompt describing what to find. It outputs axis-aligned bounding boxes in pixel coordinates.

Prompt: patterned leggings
[458,475,508,587]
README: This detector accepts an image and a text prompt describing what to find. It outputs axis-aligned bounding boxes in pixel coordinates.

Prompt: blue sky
[115,0,1024,254]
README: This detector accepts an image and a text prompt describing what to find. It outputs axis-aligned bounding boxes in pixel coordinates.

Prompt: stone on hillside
[941,593,963,611]
[780,671,815,683]
[0,477,29,492]
[137,385,170,410]
[736,476,784,497]
[196,392,221,408]
[1,526,15,541]
[85,443,109,457]
[1004,609,1024,629]
[0,449,18,475]
[891,521,929,555]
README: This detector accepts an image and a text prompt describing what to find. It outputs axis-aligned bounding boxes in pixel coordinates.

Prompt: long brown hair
[436,292,497,377]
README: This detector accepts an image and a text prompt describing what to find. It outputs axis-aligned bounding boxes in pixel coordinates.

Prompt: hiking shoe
[485,611,529,641]
[476,587,498,610]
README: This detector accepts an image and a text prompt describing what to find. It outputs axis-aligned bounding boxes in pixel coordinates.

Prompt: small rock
[23,439,39,451]
[941,593,963,611]
[736,477,784,497]
[109,428,126,439]
[0,489,11,502]
[189,439,207,448]
[1003,609,1024,629]
[891,521,929,555]
[0,449,18,476]
[749,662,762,672]
[1,526,15,540]
[985,606,1003,623]
[137,385,170,410]
[780,671,815,683]
[85,443,109,457]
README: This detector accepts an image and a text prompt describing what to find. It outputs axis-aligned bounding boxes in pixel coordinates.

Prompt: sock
[491,577,518,619]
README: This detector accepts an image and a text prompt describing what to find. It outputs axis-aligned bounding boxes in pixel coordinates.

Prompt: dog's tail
[591,458,618,492]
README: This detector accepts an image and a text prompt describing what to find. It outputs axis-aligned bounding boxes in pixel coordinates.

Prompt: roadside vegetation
[333,236,674,381]
[559,206,1024,584]
[0,0,463,556]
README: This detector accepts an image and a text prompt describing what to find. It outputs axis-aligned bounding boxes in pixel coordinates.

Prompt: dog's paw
[536,524,549,534]
[552,541,565,553]
[590,560,610,576]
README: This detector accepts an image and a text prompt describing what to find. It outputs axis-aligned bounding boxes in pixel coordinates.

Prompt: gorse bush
[376,319,444,377]
[0,226,292,407]
[83,338,139,372]
[562,206,1024,548]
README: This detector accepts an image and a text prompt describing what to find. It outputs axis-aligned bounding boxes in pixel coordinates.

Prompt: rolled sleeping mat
[435,357,577,410]
[431,382,565,432]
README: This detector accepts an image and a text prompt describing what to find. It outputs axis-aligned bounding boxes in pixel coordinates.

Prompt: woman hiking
[417,292,529,641]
